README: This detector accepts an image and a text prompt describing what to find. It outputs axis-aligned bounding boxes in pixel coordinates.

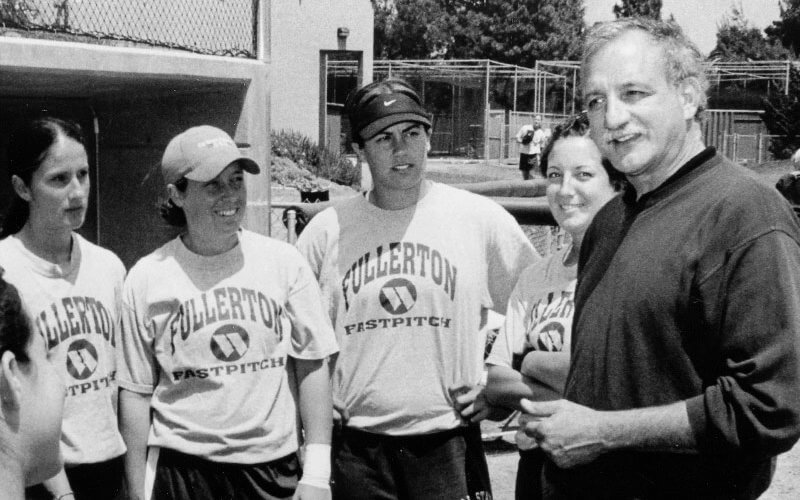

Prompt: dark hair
[1,117,86,238]
[344,77,430,146]
[539,113,627,192]
[159,177,188,227]
[0,270,32,363]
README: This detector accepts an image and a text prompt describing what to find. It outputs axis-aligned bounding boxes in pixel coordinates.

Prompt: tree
[761,0,800,158]
[372,0,453,59]
[708,6,789,110]
[445,0,584,68]
[762,66,800,158]
[612,0,662,19]
[371,0,585,67]
[765,0,800,57]
[710,5,789,61]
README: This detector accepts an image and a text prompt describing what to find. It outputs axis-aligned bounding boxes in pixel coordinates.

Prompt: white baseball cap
[161,125,260,185]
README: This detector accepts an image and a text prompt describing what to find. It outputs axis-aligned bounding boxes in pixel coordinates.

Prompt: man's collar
[622,147,717,208]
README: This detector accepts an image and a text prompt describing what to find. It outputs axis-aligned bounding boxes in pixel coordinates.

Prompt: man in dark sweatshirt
[519,17,800,500]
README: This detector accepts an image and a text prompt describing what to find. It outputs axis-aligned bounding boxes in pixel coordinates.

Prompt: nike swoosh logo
[383,99,397,106]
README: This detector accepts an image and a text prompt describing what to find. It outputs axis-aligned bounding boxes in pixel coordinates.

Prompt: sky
[584,0,784,55]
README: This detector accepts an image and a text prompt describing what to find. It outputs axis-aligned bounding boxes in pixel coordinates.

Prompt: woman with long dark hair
[0,117,127,499]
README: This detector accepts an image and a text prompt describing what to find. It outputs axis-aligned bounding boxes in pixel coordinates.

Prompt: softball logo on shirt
[342,242,456,335]
[341,241,457,312]
[534,320,565,351]
[66,338,99,380]
[211,324,250,362]
[524,291,573,353]
[379,278,417,314]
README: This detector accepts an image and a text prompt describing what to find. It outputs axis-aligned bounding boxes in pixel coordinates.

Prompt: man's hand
[520,399,608,468]
[294,483,331,500]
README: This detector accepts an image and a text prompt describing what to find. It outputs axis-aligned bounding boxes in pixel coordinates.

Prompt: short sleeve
[283,252,338,360]
[117,273,157,394]
[486,279,529,369]
[486,204,539,314]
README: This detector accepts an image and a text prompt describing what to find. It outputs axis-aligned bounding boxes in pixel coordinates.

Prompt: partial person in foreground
[485,113,624,500]
[0,117,127,500]
[296,78,538,500]
[118,125,338,500]
[520,18,800,499]
[0,271,65,500]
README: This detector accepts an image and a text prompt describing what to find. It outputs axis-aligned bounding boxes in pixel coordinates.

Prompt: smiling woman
[118,125,338,500]
[0,117,127,500]
[484,113,624,500]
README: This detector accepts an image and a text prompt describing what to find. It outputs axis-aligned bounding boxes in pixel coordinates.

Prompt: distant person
[0,117,127,500]
[519,18,800,499]
[485,113,624,500]
[776,170,800,205]
[792,147,800,166]
[296,78,538,500]
[0,271,65,499]
[515,115,546,180]
[118,125,338,500]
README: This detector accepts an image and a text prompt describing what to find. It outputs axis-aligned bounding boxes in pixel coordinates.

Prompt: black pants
[151,448,300,500]
[516,448,546,500]
[26,455,125,500]
[332,425,491,500]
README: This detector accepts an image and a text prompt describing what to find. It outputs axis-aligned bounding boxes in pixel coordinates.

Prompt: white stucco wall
[269,0,373,140]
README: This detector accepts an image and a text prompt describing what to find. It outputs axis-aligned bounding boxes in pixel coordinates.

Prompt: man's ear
[11,175,32,202]
[678,77,702,120]
[0,350,23,413]
[167,184,185,208]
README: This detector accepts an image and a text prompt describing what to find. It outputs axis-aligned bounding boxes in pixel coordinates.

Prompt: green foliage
[270,130,360,188]
[448,0,585,68]
[711,5,789,61]
[612,0,662,19]
[373,0,452,59]
[766,0,800,57]
[371,0,584,68]
[762,66,800,159]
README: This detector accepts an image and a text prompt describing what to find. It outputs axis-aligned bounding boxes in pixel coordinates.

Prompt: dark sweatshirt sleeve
[686,229,800,457]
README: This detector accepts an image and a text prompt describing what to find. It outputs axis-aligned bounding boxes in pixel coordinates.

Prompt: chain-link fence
[720,134,788,165]
[0,0,258,57]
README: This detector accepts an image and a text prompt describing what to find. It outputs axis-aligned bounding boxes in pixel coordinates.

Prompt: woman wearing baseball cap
[118,126,338,500]
[296,79,538,499]
[0,116,127,500]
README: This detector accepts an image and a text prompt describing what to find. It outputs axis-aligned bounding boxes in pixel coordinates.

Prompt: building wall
[0,37,269,268]
[269,0,373,141]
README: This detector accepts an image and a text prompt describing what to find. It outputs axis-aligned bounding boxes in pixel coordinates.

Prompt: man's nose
[604,95,629,130]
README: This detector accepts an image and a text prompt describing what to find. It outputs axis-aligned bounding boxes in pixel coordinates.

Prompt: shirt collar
[622,147,718,211]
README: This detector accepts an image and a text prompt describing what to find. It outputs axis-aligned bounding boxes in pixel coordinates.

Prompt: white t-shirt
[487,245,576,370]
[0,234,127,465]
[296,182,538,435]
[486,245,576,450]
[516,125,547,156]
[118,230,338,464]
